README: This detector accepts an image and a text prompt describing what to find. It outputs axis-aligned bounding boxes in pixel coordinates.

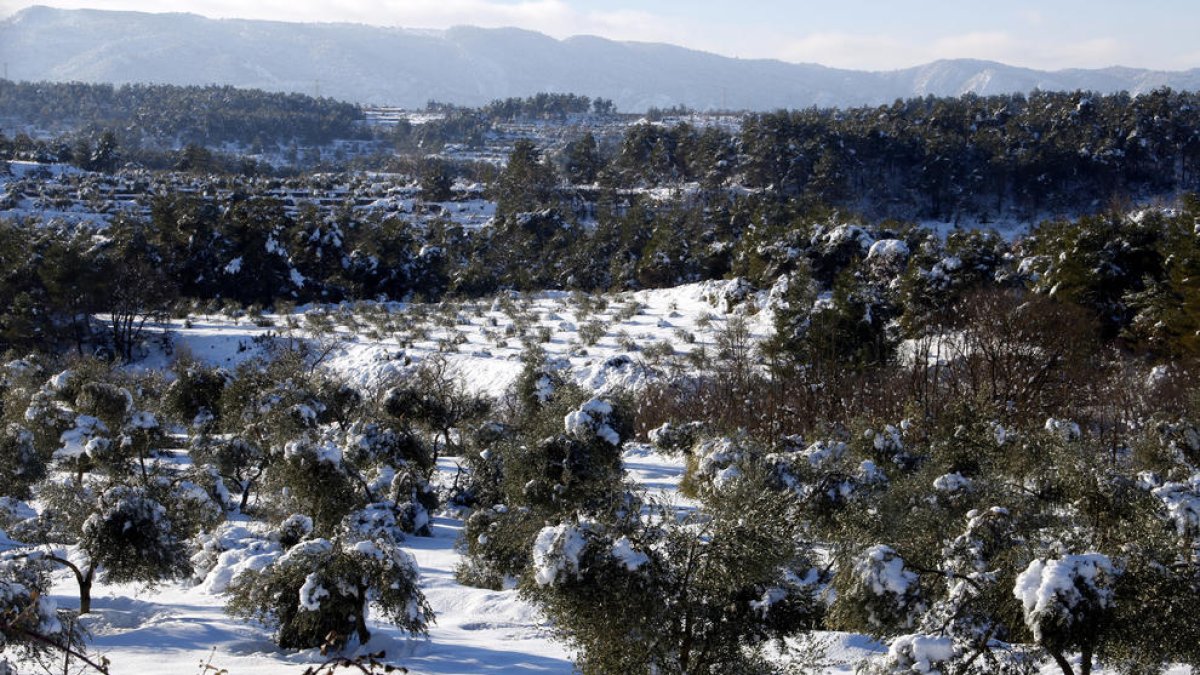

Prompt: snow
[1013,553,1116,641]
[49,369,75,391]
[867,239,910,261]
[563,398,620,446]
[822,224,875,251]
[298,573,330,611]
[609,536,649,572]
[135,280,774,403]
[531,522,589,587]
[932,472,971,493]
[56,414,108,459]
[1150,475,1200,537]
[130,411,158,429]
[1044,417,1082,441]
[195,526,282,594]
[15,280,1165,674]
[0,497,37,523]
[857,545,918,597]
[883,634,955,674]
[804,440,847,468]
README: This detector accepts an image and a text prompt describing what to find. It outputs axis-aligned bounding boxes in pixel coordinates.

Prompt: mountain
[3,5,1199,111]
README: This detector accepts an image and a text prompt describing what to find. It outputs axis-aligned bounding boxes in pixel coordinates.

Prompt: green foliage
[79,485,192,585]
[419,160,455,202]
[1021,209,1164,339]
[0,424,43,500]
[455,505,544,589]
[564,132,601,185]
[0,557,86,671]
[493,139,559,217]
[161,357,229,429]
[265,442,363,535]
[481,93,595,122]
[456,365,634,588]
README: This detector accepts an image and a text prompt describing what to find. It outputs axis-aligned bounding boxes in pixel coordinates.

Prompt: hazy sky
[2,0,1197,71]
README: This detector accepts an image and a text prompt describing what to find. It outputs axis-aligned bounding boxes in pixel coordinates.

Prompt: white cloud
[771,30,1138,72]
[776,32,912,70]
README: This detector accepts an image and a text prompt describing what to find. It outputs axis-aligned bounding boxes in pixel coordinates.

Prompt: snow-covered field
[34,281,813,674]
[53,445,880,675]
[144,279,777,398]
[14,279,1193,674]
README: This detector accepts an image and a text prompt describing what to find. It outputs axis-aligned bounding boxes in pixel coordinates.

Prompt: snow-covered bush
[79,484,192,591]
[1013,553,1118,669]
[190,522,283,594]
[530,519,595,587]
[457,382,633,590]
[873,634,956,675]
[683,433,755,495]
[455,504,544,590]
[0,556,82,672]
[0,423,44,499]
[160,357,229,429]
[196,352,332,511]
[562,397,621,447]
[1144,473,1200,539]
[149,472,227,538]
[832,545,926,632]
[522,477,823,674]
[226,536,433,649]
[265,435,362,534]
[381,354,491,460]
[646,419,707,455]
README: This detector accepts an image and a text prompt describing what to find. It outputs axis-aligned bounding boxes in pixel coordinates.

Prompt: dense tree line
[5,185,1200,364]
[480,93,616,121]
[581,89,1200,220]
[0,80,365,148]
[8,85,1199,221]
[390,89,1200,222]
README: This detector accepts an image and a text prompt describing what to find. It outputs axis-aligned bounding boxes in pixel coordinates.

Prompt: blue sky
[2,0,1197,70]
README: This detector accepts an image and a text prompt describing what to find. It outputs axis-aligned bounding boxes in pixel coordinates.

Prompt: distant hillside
[2,5,1200,111]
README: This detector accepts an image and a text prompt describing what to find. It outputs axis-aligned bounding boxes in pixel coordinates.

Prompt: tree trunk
[1080,645,1094,675]
[1049,649,1075,675]
[79,572,93,615]
[354,592,371,646]
[43,555,95,614]
[239,480,253,512]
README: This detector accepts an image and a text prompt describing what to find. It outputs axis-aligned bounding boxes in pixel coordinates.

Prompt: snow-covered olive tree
[226,536,433,650]
[523,472,824,674]
[0,554,87,674]
[456,390,632,589]
[11,483,193,614]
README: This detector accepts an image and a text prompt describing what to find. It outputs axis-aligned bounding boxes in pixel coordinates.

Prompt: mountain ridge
[3,5,1199,111]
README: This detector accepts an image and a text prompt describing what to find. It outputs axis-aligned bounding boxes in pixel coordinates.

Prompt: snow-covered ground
[49,445,882,674]
[21,280,1186,674]
[143,279,776,399]
[27,281,789,673]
